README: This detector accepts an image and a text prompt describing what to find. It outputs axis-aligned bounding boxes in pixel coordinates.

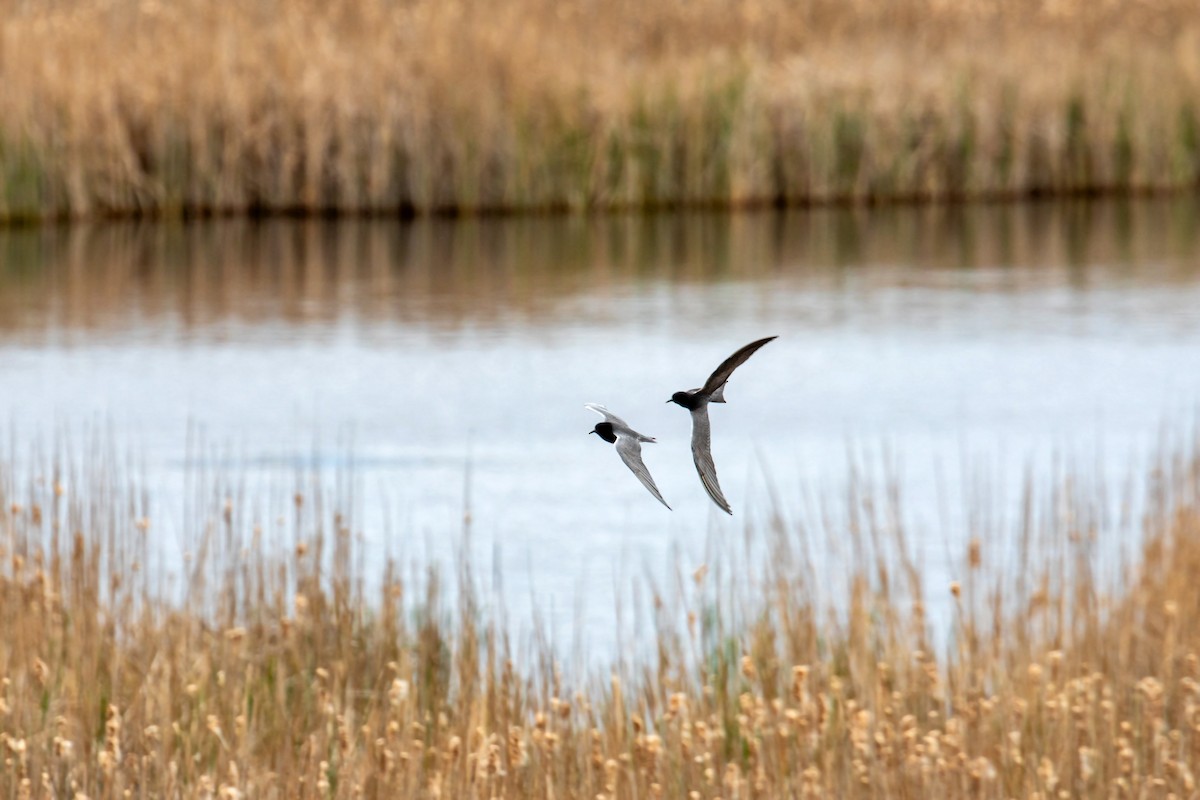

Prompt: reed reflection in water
[3,197,1199,340]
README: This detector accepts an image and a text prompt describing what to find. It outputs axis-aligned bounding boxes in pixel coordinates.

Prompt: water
[2,198,1200,654]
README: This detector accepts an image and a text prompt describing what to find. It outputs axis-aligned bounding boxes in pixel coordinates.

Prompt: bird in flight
[585,403,671,510]
[667,336,777,514]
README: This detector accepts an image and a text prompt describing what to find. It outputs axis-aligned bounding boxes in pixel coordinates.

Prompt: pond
[2,198,1200,654]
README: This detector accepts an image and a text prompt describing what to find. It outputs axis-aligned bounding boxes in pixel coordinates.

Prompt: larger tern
[667,336,777,514]
[585,403,671,510]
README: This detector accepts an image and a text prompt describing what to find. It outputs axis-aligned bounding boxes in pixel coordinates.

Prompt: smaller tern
[585,403,671,510]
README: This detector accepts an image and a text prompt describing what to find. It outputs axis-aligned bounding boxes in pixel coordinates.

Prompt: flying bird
[585,403,671,510]
[667,336,777,514]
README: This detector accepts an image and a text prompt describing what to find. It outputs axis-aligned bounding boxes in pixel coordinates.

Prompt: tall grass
[1,0,1199,221]
[2,435,1200,797]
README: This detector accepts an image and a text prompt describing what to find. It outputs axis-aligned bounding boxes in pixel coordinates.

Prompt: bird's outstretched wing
[585,403,655,441]
[689,407,732,514]
[701,336,778,396]
[585,403,632,432]
[615,436,671,510]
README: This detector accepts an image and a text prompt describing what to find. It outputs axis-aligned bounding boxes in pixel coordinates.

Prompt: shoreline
[2,182,1199,228]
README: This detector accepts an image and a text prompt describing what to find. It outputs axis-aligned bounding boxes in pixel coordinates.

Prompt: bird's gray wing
[701,335,778,396]
[585,403,632,431]
[586,403,655,440]
[615,435,671,510]
[689,407,732,514]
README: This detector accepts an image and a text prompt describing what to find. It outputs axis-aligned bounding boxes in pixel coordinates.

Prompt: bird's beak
[665,398,672,403]
[588,430,596,435]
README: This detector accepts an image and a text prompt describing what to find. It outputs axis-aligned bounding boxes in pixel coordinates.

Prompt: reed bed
[1,436,1199,798]
[1,0,1200,221]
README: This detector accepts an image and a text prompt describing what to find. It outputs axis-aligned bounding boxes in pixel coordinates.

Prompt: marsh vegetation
[1,0,1199,220]
[1,436,1200,798]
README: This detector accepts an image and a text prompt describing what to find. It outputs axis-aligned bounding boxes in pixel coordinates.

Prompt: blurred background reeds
[1,0,1198,220]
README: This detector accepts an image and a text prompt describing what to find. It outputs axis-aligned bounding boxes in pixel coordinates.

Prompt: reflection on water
[2,197,1200,653]
[3,197,1199,341]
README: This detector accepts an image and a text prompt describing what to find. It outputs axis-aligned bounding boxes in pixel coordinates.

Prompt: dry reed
[1,434,1199,797]
[1,0,1199,221]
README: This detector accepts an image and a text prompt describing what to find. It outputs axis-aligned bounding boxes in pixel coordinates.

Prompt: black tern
[585,403,671,510]
[667,336,777,514]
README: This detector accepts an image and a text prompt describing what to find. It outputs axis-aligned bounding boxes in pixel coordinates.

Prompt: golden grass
[1,0,1199,220]
[2,438,1200,798]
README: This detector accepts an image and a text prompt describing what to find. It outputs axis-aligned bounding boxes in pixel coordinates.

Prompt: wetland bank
[1,0,1199,220]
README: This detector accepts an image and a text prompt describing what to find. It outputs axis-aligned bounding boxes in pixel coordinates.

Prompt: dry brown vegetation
[2,437,1200,798]
[1,0,1199,220]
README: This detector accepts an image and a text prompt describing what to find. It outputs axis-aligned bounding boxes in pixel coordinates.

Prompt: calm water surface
[2,199,1200,653]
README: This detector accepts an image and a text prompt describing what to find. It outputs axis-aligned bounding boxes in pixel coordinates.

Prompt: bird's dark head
[667,391,692,408]
[590,422,617,443]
